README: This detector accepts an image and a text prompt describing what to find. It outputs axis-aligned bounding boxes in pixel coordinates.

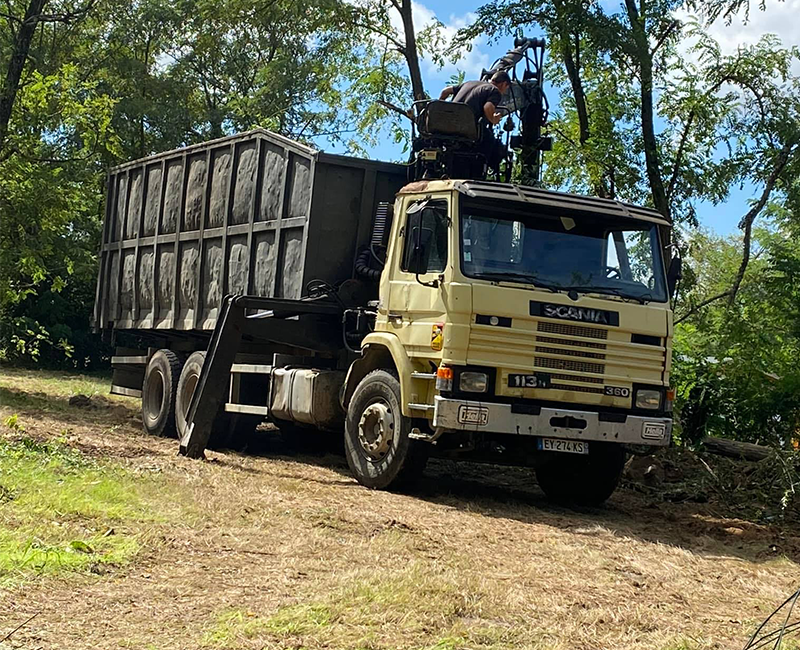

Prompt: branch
[1,612,40,643]
[376,99,413,120]
[675,289,734,324]
[21,0,95,25]
[349,17,405,53]
[728,140,796,306]
[650,19,680,56]
[666,109,695,201]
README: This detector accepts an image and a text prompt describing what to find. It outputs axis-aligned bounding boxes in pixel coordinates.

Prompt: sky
[316,0,800,237]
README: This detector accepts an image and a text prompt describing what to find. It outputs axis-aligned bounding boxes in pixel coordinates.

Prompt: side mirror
[407,227,433,275]
[667,255,682,298]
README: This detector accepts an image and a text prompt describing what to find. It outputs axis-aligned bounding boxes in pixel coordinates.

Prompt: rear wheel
[344,369,428,490]
[141,349,184,437]
[535,442,626,506]
[176,351,263,450]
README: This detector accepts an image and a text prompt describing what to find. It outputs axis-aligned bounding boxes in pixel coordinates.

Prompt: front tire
[535,442,626,506]
[141,349,184,437]
[344,369,428,490]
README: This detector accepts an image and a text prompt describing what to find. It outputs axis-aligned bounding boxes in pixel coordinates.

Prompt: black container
[93,129,406,334]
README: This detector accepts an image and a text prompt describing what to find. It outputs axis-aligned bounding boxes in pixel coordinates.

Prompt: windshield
[460,205,668,303]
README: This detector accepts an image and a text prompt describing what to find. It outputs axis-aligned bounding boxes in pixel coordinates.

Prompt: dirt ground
[1,369,799,650]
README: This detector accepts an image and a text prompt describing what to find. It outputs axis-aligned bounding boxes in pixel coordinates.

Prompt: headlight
[459,371,488,393]
[635,389,661,410]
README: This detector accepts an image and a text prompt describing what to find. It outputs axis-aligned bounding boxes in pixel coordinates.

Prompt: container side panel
[156,245,175,323]
[288,155,311,218]
[108,251,120,318]
[227,235,249,295]
[162,160,183,234]
[178,242,200,325]
[208,148,232,228]
[232,142,257,225]
[126,170,143,240]
[137,250,155,324]
[278,228,304,299]
[113,175,127,242]
[252,232,277,296]
[201,238,223,322]
[143,165,162,237]
[120,251,136,319]
[259,142,286,221]
[184,154,206,231]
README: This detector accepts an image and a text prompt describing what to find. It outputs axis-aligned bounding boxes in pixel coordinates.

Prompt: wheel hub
[358,401,394,461]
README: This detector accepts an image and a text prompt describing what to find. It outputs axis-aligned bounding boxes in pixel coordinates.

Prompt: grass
[0,435,177,586]
[0,366,123,414]
[1,367,800,649]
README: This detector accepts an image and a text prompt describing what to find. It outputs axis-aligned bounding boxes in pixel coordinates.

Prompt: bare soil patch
[1,368,798,650]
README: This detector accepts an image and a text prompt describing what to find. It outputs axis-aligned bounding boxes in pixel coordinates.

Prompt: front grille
[469,316,665,397]
[535,345,606,360]
[536,335,607,350]
[538,321,607,340]
[535,356,605,375]
[551,383,604,394]
[549,372,603,385]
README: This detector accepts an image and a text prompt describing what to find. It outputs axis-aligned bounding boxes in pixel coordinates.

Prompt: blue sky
[316,0,800,237]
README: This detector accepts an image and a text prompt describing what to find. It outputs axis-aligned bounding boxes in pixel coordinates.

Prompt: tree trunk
[0,0,48,154]
[702,437,772,462]
[398,0,426,101]
[623,0,669,221]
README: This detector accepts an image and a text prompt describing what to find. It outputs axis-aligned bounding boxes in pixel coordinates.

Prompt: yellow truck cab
[344,179,674,504]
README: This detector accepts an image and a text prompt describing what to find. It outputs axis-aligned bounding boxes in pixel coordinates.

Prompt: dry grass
[1,366,799,650]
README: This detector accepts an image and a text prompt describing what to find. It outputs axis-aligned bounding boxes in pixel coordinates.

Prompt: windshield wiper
[563,285,652,304]
[470,272,562,293]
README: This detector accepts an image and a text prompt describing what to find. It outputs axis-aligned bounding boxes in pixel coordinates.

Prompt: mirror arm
[415,272,439,288]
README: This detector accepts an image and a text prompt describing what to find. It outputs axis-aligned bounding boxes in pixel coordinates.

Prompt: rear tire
[344,369,428,490]
[535,442,626,506]
[141,349,184,437]
[176,351,261,450]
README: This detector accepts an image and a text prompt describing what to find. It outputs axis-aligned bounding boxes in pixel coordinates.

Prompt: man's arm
[439,86,456,100]
[483,102,502,125]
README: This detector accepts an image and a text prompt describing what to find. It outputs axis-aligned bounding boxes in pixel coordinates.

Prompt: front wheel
[535,442,626,506]
[344,369,428,490]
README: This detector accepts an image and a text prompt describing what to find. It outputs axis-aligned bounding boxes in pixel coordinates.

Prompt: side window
[401,202,448,273]
[606,230,653,285]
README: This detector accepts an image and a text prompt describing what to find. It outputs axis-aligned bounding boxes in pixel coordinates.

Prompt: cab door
[383,196,450,360]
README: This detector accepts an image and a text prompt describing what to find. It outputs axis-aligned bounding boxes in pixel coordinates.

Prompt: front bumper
[432,396,672,446]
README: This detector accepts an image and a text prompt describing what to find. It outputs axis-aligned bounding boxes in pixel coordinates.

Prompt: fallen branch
[1,611,40,643]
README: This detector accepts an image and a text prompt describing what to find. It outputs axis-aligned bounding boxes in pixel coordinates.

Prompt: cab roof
[398,179,671,227]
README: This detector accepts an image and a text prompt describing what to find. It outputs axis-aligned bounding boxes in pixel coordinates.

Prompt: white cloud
[701,0,800,54]
[677,0,800,73]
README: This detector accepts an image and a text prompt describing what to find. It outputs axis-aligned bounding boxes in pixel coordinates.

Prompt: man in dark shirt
[439,71,511,172]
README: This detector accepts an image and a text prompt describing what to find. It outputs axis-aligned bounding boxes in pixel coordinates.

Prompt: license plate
[537,438,589,454]
[457,404,489,426]
[508,373,551,389]
[642,422,667,440]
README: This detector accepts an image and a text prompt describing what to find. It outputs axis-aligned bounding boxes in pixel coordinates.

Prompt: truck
[94,38,681,505]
